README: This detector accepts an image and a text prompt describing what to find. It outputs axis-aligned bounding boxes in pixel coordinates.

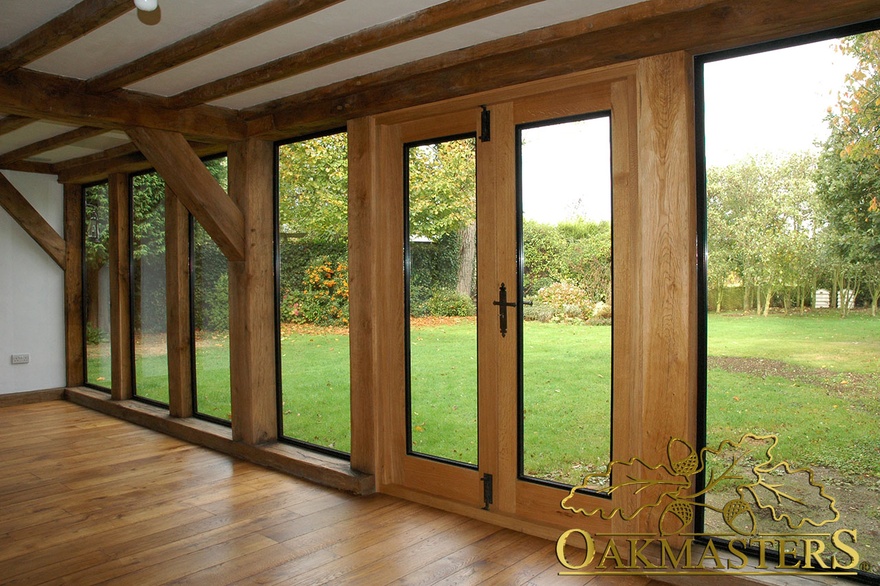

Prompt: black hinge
[480,105,491,142]
[481,473,493,510]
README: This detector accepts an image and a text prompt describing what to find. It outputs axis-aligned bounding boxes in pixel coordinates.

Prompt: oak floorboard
[0,401,654,585]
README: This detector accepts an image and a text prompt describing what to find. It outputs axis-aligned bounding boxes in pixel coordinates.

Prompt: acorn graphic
[668,438,699,477]
[722,498,757,535]
[659,499,694,535]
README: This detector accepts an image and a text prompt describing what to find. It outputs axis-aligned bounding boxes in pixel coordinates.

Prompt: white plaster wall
[0,171,66,394]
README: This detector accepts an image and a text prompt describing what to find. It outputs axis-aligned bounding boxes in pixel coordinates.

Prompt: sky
[703,38,857,169]
[521,37,858,225]
[520,116,611,225]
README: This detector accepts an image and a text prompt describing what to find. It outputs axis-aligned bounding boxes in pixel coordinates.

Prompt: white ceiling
[0,0,642,165]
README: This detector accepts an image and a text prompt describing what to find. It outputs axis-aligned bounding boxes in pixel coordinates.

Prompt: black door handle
[492,282,517,337]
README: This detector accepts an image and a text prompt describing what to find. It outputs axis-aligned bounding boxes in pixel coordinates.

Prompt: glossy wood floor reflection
[0,400,658,585]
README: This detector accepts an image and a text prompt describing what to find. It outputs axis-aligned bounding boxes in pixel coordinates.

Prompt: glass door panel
[131,171,169,405]
[518,114,613,487]
[405,135,478,466]
[84,182,112,390]
[191,219,231,423]
[276,131,351,454]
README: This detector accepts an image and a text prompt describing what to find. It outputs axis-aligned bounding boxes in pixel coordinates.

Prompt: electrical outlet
[11,354,29,365]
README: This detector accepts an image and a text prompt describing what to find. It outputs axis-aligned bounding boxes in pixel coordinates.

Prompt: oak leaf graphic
[561,433,840,536]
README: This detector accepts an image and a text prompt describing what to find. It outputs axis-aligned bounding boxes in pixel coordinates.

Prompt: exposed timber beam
[0,160,55,175]
[0,126,106,167]
[0,0,134,74]
[247,0,880,139]
[127,127,244,262]
[87,0,345,93]
[54,140,224,185]
[168,0,543,109]
[0,69,245,142]
[0,172,66,268]
[0,115,35,136]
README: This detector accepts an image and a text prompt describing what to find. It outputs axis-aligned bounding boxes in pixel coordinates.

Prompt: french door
[376,74,637,528]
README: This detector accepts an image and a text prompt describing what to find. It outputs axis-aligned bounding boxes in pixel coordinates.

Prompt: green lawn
[90,310,879,480]
[707,310,880,477]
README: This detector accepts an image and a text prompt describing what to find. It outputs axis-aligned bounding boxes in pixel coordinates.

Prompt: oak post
[635,52,698,532]
[64,183,84,387]
[108,173,132,400]
[347,117,377,475]
[227,138,277,444]
[165,188,193,418]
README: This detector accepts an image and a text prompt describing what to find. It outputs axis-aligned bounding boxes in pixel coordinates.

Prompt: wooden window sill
[64,386,373,495]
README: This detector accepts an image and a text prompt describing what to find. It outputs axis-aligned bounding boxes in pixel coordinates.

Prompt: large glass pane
[131,171,168,404]
[84,183,111,390]
[519,115,612,487]
[703,36,878,576]
[277,132,351,453]
[192,157,231,422]
[405,135,478,466]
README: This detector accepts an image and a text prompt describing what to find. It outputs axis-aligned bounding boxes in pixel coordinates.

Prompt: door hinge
[481,473,493,510]
[480,105,491,142]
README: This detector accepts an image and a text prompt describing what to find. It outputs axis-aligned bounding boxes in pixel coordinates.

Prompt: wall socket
[11,354,29,365]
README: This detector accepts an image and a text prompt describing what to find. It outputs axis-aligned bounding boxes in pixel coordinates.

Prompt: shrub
[295,256,349,326]
[426,289,475,317]
[409,284,433,317]
[523,302,554,322]
[522,220,566,296]
[592,301,612,319]
[537,282,593,321]
[279,288,303,323]
[203,272,229,331]
[86,323,106,345]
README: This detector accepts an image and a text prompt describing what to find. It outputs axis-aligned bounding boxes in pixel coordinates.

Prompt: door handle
[492,282,517,337]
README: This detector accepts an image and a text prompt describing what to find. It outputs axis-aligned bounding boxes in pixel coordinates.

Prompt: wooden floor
[0,400,661,585]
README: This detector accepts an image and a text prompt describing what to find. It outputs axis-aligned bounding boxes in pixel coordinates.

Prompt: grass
[88,310,879,480]
[707,309,880,477]
[522,322,610,485]
[708,309,880,373]
[279,328,350,452]
[409,319,478,464]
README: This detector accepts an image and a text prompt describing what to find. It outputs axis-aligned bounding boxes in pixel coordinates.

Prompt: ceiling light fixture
[133,0,158,12]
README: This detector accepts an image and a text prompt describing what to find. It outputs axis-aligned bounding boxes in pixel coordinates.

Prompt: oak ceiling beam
[168,0,543,109]
[0,172,66,268]
[0,126,106,166]
[0,0,134,74]
[0,115,35,136]
[0,160,55,175]
[252,0,880,138]
[127,127,244,262]
[0,69,246,142]
[54,140,224,185]
[87,0,345,93]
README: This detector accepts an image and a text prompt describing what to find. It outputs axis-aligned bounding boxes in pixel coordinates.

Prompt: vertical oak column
[108,173,132,400]
[347,117,377,476]
[227,138,277,444]
[634,51,698,531]
[165,188,193,418]
[63,183,84,387]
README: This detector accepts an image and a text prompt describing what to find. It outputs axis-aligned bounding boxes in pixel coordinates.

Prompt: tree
[277,133,348,241]
[819,31,880,316]
[831,32,880,162]
[407,138,477,298]
[816,126,880,316]
[707,153,820,316]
